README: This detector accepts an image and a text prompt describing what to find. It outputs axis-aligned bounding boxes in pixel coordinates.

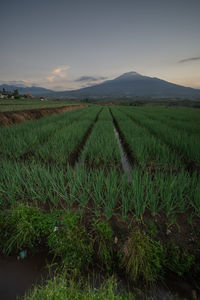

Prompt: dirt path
[0,105,87,126]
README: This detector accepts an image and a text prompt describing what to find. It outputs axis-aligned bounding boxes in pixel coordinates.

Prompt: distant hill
[56,72,200,99]
[0,84,53,96]
[1,72,200,99]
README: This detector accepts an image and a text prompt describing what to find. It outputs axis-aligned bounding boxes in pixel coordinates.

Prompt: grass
[24,275,133,300]
[121,227,165,283]
[0,202,60,254]
[47,210,93,271]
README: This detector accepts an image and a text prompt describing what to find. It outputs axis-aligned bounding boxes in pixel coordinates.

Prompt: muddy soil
[0,105,87,126]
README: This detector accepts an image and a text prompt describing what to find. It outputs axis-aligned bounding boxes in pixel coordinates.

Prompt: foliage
[0,203,60,254]
[24,275,133,300]
[166,243,195,276]
[92,219,114,271]
[144,219,159,237]
[47,211,93,272]
[121,228,165,283]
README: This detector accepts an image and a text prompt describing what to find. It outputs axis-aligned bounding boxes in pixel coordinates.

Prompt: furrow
[109,108,140,170]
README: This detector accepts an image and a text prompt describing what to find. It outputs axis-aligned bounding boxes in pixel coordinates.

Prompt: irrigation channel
[113,126,132,181]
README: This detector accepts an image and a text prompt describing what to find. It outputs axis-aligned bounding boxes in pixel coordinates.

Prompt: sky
[0,0,200,91]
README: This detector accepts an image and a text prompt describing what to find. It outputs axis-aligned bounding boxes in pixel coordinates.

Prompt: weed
[92,219,114,271]
[145,219,158,237]
[121,228,165,283]
[47,210,93,272]
[166,243,194,276]
[24,275,133,300]
[0,202,60,254]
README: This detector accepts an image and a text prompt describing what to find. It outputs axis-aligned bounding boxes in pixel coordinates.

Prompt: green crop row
[110,107,200,216]
[132,106,200,124]
[111,107,184,172]
[118,106,200,165]
[1,159,200,218]
[0,107,89,159]
[129,106,200,136]
[80,108,121,170]
[0,105,200,219]
[33,107,101,164]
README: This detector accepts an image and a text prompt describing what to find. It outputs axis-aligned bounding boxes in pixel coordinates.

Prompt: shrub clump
[121,228,165,283]
[166,243,194,276]
[47,210,93,272]
[92,219,114,271]
[0,203,59,254]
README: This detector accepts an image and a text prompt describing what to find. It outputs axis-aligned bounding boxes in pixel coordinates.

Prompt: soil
[0,105,87,126]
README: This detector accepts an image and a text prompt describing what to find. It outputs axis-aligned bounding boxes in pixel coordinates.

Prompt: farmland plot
[0,105,200,299]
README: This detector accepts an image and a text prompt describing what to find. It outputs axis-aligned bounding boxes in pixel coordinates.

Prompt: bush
[47,211,93,272]
[92,219,114,271]
[0,202,60,254]
[166,243,194,276]
[121,228,165,283]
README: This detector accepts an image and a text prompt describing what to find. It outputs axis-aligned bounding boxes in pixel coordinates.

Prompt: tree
[13,89,20,99]
[13,89,19,96]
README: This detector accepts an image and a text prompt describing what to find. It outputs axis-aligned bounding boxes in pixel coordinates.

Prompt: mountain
[55,72,200,99]
[0,84,53,96]
[1,72,200,99]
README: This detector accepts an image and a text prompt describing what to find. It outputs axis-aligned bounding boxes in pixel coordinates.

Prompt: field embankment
[0,105,87,126]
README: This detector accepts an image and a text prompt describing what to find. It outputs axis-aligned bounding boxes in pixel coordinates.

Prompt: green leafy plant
[47,210,93,272]
[0,203,60,254]
[121,228,165,283]
[145,219,158,237]
[92,219,114,271]
[24,274,133,300]
[166,243,194,276]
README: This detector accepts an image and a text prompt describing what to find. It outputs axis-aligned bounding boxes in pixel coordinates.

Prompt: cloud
[46,65,70,82]
[46,76,56,83]
[52,66,70,77]
[0,80,27,87]
[178,56,200,63]
[75,75,107,82]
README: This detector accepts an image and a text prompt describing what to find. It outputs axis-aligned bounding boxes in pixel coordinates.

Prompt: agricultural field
[0,105,200,299]
[0,99,79,112]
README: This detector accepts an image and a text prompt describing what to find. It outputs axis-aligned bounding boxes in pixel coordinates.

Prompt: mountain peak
[114,71,143,81]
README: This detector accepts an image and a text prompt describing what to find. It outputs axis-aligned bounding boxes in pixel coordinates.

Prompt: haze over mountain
[0,84,53,96]
[1,72,200,99]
